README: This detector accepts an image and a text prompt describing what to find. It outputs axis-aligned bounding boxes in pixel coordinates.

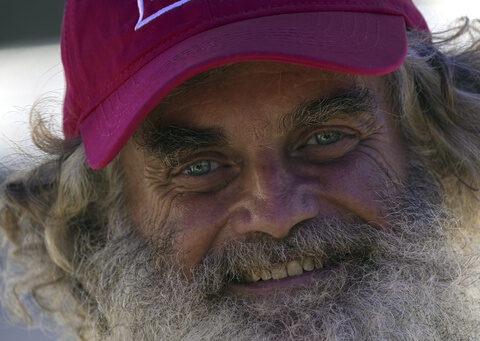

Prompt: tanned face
[88,62,479,339]
[121,61,407,287]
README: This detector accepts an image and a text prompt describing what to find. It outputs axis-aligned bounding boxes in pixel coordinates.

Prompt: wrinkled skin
[82,62,480,340]
[121,62,407,274]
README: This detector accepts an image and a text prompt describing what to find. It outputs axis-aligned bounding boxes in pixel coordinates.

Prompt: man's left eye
[182,160,220,176]
[306,131,344,145]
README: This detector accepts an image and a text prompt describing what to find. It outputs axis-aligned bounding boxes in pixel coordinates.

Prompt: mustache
[191,218,383,295]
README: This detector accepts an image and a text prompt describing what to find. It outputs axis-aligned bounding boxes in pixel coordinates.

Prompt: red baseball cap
[61,0,429,169]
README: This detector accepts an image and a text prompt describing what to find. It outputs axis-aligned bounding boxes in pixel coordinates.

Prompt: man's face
[90,62,478,339]
[121,62,406,275]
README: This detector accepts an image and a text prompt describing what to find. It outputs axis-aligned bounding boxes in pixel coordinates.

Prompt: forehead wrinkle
[279,86,377,134]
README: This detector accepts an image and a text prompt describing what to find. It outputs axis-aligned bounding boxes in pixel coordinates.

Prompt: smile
[242,256,324,283]
[227,248,371,295]
[228,255,349,295]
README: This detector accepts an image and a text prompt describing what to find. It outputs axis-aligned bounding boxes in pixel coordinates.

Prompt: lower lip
[229,263,341,295]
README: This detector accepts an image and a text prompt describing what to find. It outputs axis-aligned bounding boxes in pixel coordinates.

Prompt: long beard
[82,163,480,340]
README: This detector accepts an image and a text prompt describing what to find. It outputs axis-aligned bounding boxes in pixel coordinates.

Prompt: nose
[230,151,320,239]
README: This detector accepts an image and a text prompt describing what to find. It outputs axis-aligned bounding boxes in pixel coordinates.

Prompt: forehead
[145,61,383,128]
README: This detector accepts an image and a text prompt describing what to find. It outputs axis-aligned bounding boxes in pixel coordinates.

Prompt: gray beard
[80,164,480,340]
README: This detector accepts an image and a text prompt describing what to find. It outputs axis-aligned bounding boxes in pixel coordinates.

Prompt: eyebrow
[279,86,377,134]
[138,86,377,166]
[137,124,228,167]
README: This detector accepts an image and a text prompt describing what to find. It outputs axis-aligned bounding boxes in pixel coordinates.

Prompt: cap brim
[80,11,407,169]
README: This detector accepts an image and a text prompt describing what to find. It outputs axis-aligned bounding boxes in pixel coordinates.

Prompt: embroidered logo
[135,0,193,30]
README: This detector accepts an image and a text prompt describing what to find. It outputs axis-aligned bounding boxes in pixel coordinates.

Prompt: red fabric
[61,0,429,169]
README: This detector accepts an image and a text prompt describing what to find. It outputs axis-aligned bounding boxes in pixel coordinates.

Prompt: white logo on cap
[135,0,193,30]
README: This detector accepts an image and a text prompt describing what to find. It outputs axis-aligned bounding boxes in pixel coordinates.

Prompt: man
[1,0,480,339]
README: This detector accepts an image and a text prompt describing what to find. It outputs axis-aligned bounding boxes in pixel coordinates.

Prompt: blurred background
[0,0,480,340]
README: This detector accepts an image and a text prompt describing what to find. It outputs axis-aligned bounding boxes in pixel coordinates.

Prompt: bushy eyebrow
[279,86,377,134]
[137,86,377,167]
[137,125,228,167]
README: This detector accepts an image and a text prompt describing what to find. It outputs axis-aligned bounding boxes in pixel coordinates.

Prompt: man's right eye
[182,160,220,176]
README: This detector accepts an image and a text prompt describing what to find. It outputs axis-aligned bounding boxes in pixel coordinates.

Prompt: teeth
[286,260,303,276]
[244,270,260,283]
[251,270,261,282]
[302,257,314,271]
[260,269,272,281]
[243,256,324,283]
[243,272,252,282]
[271,263,288,280]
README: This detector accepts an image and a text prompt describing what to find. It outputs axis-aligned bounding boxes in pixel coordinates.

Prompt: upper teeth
[243,257,323,283]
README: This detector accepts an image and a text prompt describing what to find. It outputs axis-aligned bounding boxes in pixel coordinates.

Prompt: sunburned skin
[120,61,407,286]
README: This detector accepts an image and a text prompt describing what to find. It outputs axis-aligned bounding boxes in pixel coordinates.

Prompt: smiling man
[2,0,480,340]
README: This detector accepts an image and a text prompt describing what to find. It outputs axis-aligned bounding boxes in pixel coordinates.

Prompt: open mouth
[228,251,367,294]
[240,256,324,283]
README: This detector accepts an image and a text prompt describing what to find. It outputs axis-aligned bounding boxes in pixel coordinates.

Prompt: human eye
[305,130,345,146]
[182,160,221,176]
[292,128,358,162]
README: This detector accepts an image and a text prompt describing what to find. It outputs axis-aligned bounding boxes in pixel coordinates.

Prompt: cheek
[161,192,232,269]
[309,150,397,228]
